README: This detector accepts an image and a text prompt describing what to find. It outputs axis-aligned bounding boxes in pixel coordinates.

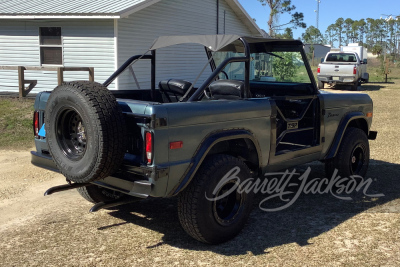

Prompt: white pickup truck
[317,44,369,90]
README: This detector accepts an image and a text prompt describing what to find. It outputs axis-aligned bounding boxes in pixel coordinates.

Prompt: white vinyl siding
[116,0,254,90]
[219,0,252,35]
[0,0,257,93]
[0,19,115,93]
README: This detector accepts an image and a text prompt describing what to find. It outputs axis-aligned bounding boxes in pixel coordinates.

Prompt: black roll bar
[188,37,251,101]
[104,37,252,102]
[151,50,156,101]
[103,54,156,101]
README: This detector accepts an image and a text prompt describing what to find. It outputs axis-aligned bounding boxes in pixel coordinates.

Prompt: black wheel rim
[56,108,87,160]
[213,181,244,226]
[350,143,366,175]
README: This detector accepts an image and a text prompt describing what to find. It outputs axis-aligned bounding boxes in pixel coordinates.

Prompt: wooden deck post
[18,66,25,98]
[57,67,64,85]
[1,65,94,97]
[88,67,94,82]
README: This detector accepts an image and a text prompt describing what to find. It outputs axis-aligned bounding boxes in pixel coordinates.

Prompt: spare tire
[45,81,126,183]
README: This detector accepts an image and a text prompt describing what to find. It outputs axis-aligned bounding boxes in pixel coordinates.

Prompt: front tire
[178,154,254,244]
[325,127,370,178]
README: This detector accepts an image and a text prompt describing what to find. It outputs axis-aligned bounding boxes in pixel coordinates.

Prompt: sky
[237,0,399,42]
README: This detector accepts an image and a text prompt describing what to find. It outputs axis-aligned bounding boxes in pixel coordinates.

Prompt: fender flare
[171,129,262,196]
[324,111,368,159]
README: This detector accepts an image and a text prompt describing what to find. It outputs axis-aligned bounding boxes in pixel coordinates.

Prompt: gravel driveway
[0,84,399,266]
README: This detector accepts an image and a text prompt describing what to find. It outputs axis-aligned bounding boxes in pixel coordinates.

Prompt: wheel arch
[171,129,262,196]
[325,112,369,160]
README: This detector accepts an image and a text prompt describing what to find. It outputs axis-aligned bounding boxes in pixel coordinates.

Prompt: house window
[39,27,63,65]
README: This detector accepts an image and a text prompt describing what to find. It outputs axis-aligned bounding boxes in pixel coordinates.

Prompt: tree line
[256,1,399,58]
[301,17,400,57]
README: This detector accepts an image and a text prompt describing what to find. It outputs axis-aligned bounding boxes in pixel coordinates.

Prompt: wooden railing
[0,66,94,97]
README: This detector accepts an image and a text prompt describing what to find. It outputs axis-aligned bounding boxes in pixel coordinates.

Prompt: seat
[209,80,243,100]
[159,79,192,102]
[348,56,354,62]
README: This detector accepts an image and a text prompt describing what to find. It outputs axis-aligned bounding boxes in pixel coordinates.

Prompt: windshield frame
[199,40,317,100]
[103,36,318,102]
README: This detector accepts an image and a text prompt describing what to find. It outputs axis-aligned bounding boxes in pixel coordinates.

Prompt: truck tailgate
[319,63,355,77]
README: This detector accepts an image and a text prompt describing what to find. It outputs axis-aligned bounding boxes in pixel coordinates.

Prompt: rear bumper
[368,131,378,140]
[31,151,59,172]
[318,75,357,84]
[31,151,161,198]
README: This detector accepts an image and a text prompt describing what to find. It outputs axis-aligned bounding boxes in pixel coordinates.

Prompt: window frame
[39,27,63,66]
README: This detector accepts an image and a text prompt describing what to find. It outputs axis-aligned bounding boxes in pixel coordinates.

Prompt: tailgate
[319,63,355,77]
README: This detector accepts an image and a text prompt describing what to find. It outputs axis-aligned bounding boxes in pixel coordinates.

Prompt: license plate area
[332,77,340,81]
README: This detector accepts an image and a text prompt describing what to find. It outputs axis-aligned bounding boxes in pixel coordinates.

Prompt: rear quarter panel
[147,98,272,196]
[320,91,373,156]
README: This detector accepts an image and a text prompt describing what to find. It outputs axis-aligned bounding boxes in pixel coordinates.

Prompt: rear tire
[77,185,129,204]
[45,81,126,183]
[178,154,254,244]
[325,127,370,179]
[318,80,324,89]
[351,81,358,91]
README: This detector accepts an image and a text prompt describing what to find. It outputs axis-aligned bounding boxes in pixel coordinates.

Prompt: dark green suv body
[31,35,377,244]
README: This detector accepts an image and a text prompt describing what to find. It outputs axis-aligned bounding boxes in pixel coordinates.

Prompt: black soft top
[150,34,304,52]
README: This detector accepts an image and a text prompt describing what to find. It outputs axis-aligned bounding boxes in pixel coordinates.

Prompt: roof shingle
[0,0,147,16]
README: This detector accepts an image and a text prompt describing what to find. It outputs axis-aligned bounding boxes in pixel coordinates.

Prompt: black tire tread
[325,127,369,178]
[318,80,324,89]
[178,154,251,244]
[76,185,126,204]
[351,81,359,91]
[45,81,126,183]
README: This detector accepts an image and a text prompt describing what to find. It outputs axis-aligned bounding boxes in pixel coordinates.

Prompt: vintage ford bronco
[31,35,377,244]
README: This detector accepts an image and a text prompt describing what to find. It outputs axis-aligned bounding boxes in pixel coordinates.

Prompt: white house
[303,44,331,60]
[0,0,264,93]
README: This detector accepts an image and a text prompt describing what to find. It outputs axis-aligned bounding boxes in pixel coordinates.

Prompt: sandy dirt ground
[0,84,400,266]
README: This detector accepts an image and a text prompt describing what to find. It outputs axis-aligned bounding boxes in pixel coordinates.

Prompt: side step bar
[44,178,151,212]
[44,183,91,196]
[90,198,141,212]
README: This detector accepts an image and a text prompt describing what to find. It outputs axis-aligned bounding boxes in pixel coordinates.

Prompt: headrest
[209,80,243,100]
[159,79,192,95]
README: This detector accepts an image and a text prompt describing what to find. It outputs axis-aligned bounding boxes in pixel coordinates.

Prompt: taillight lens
[317,66,320,73]
[145,131,153,164]
[33,111,39,138]
[353,66,357,75]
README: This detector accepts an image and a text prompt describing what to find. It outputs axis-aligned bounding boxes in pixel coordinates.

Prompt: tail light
[33,111,39,138]
[317,66,320,73]
[353,66,357,75]
[145,131,153,164]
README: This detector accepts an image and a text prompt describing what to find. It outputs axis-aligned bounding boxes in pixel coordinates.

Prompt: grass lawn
[0,97,35,150]
[0,79,399,265]
[0,63,398,150]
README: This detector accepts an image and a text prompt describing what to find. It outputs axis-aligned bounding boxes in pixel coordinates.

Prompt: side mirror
[321,58,324,63]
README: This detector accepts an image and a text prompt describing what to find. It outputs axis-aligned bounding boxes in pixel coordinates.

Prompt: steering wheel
[220,71,229,80]
[204,87,212,99]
